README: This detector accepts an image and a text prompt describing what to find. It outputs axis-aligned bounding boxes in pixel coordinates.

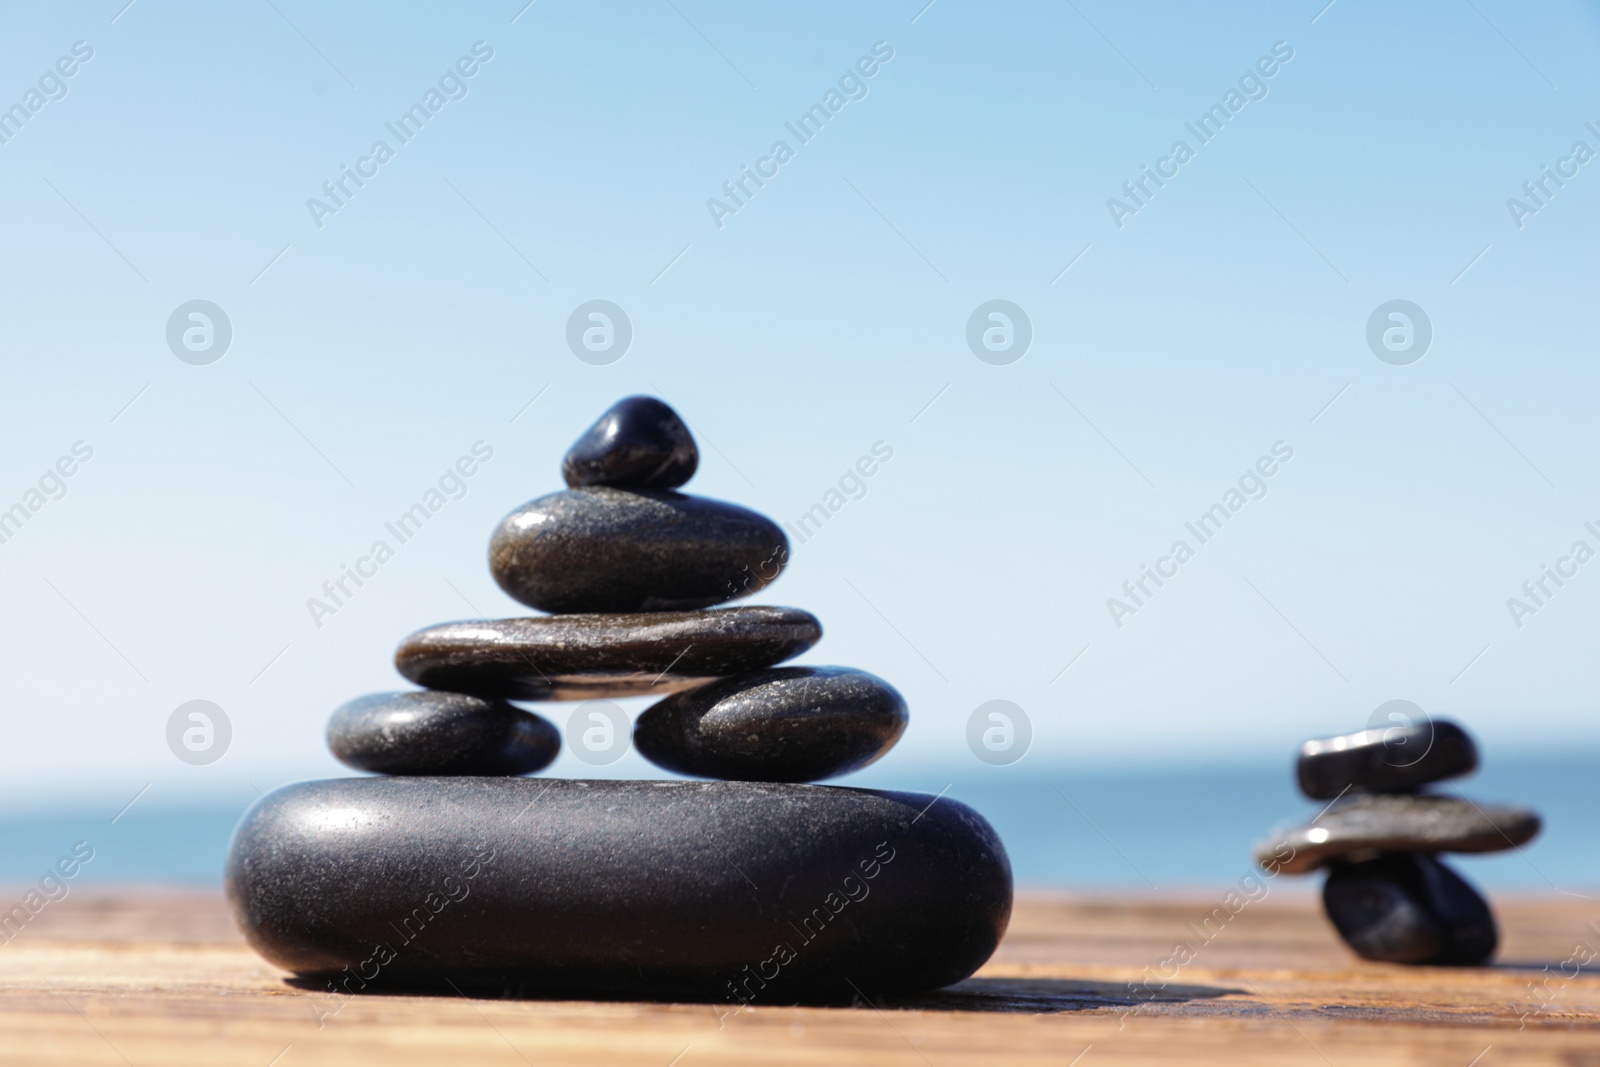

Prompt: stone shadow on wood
[1494,959,1600,975]
[874,976,1247,1013]
[284,974,1244,1015]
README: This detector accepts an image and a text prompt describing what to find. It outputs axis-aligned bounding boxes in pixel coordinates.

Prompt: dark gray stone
[1297,719,1478,800]
[489,488,789,614]
[562,395,698,491]
[1255,794,1541,875]
[224,777,1012,998]
[326,692,559,776]
[634,667,907,783]
[1322,852,1498,965]
[394,607,822,701]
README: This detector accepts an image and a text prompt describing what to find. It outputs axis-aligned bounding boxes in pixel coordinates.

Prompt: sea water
[0,754,1592,891]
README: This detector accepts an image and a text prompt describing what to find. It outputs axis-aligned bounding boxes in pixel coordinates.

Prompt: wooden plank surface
[2,888,1598,1065]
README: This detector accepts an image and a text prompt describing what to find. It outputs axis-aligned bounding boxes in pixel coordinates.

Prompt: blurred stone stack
[1254,718,1540,966]
[226,396,1012,1000]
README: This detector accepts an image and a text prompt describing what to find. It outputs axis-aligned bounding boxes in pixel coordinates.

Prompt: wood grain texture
[2,888,1598,1065]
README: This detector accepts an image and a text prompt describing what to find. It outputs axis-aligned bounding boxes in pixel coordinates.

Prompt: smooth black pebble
[489,488,788,613]
[1322,852,1498,965]
[225,777,1012,997]
[634,666,907,783]
[1255,793,1540,875]
[1297,719,1478,800]
[394,606,821,701]
[562,395,698,491]
[326,691,559,776]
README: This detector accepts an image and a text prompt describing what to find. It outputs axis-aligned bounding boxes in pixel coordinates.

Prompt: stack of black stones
[1254,718,1540,965]
[226,396,1012,1002]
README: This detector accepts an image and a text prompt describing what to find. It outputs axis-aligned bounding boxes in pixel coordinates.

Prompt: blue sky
[1,0,1598,809]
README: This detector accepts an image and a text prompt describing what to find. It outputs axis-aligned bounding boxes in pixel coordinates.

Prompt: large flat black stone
[1254,793,1540,875]
[394,607,820,701]
[225,778,1011,999]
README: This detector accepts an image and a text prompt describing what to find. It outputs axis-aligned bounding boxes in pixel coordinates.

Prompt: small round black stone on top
[327,691,559,777]
[562,395,698,491]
